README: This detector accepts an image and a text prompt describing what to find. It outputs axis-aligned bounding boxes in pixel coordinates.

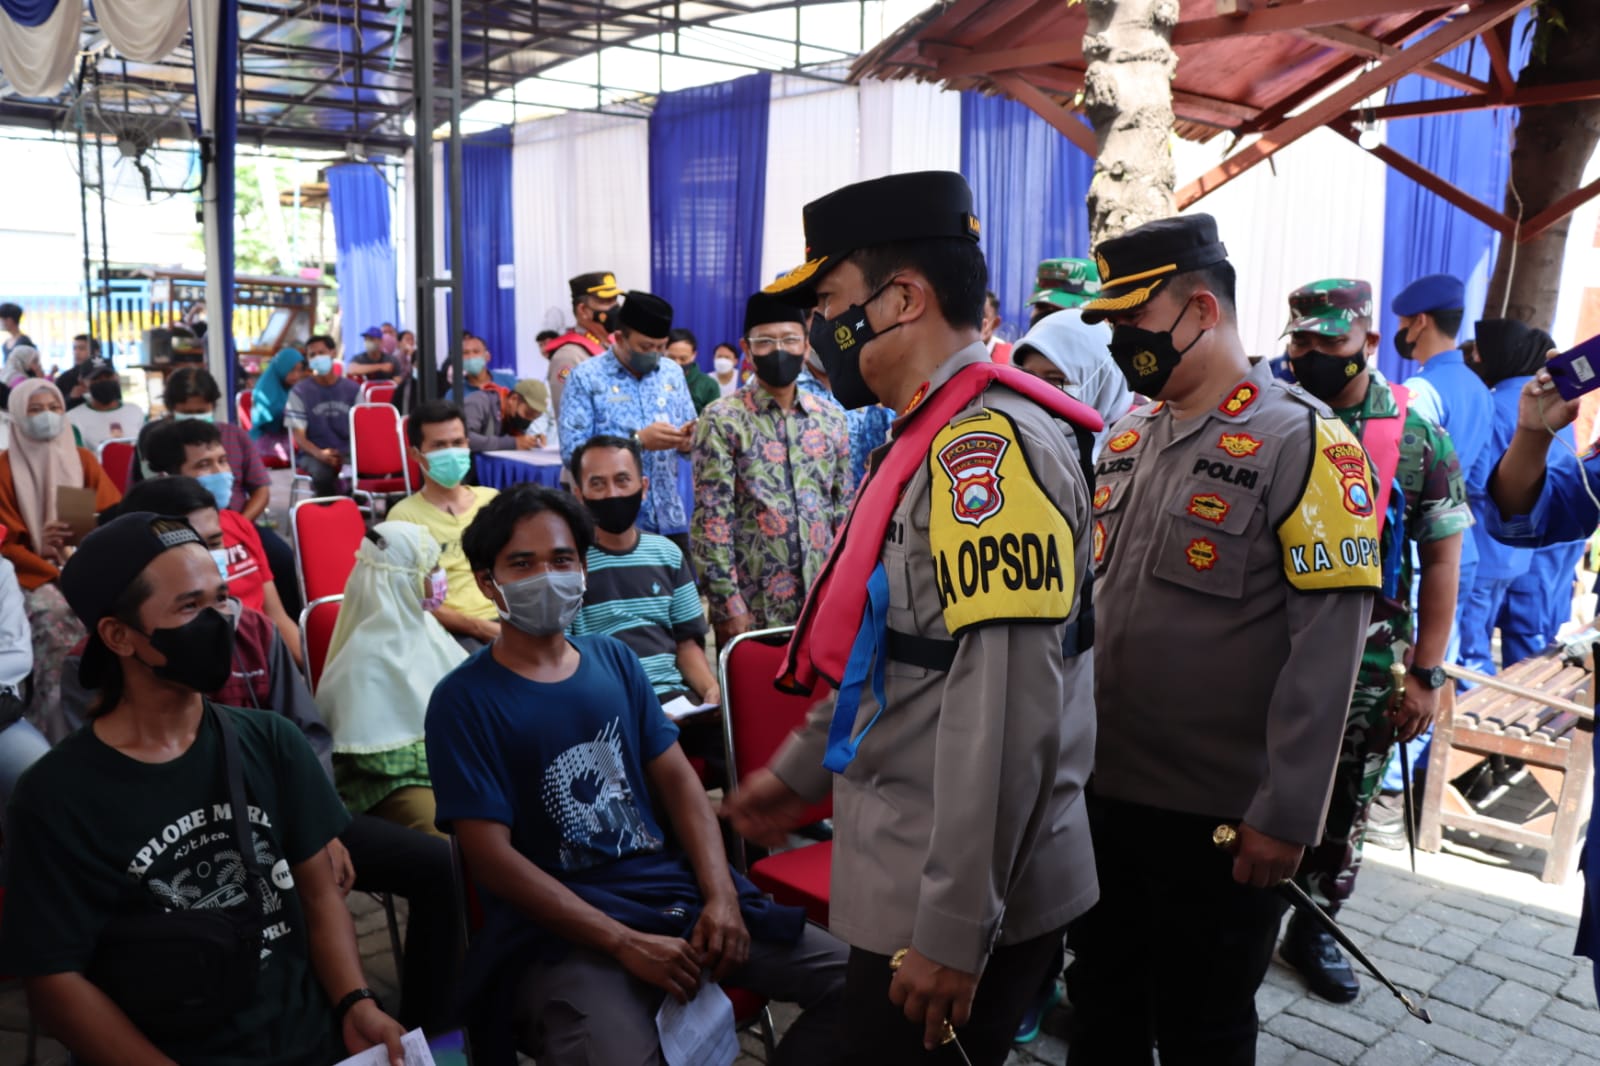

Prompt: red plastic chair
[298,594,343,693]
[96,438,138,495]
[720,627,832,928]
[362,380,398,405]
[291,496,366,606]
[236,390,254,431]
[348,403,411,512]
[400,415,424,490]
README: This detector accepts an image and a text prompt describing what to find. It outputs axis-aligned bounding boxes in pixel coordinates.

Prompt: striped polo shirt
[571,533,707,697]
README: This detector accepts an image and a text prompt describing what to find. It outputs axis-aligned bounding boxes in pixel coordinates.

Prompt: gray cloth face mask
[493,570,585,635]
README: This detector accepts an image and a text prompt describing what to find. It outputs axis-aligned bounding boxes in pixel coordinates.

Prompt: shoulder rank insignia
[1107,429,1140,453]
[1218,382,1259,418]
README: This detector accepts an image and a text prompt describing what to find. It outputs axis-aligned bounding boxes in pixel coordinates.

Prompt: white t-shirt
[67,402,144,452]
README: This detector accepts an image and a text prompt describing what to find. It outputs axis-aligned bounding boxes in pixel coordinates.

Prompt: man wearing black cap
[691,292,853,646]
[67,357,144,452]
[0,512,408,1066]
[721,171,1104,1064]
[1068,215,1378,1063]
[546,271,623,419]
[558,290,697,550]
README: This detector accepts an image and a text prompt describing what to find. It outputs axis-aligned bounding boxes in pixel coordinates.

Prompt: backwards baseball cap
[743,292,807,336]
[1391,273,1465,317]
[1081,214,1229,325]
[617,291,673,339]
[764,171,982,304]
[82,356,117,379]
[512,378,550,414]
[1030,258,1101,310]
[361,326,383,339]
[59,511,207,686]
[1282,279,1374,338]
[569,272,623,301]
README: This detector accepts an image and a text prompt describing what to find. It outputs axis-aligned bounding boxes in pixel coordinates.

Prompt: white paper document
[332,1028,436,1066]
[661,695,719,721]
[656,982,739,1066]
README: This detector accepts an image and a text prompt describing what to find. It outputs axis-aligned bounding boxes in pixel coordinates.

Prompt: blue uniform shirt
[1405,349,1494,570]
[1483,432,1598,549]
[558,351,697,534]
[1472,377,1534,581]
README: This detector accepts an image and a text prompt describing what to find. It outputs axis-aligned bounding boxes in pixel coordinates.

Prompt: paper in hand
[330,1028,438,1066]
[656,982,738,1066]
[55,485,98,542]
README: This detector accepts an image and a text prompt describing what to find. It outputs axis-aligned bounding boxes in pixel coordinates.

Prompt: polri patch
[1107,429,1140,453]
[1187,493,1229,524]
[1323,441,1375,516]
[1217,383,1258,418]
[1217,432,1262,458]
[936,430,1008,527]
[1186,538,1218,572]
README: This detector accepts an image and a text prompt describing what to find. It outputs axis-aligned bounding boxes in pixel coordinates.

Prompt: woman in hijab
[0,344,42,389]
[316,520,465,836]
[1012,309,1134,458]
[249,345,308,463]
[0,379,122,742]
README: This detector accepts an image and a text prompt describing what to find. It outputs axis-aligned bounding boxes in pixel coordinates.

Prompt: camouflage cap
[1029,258,1101,310]
[1282,278,1374,338]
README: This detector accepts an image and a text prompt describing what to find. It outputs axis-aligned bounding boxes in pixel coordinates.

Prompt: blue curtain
[326,163,398,364]
[0,0,58,26]
[649,71,770,369]
[960,92,1094,340]
[443,128,516,370]
[1377,14,1531,383]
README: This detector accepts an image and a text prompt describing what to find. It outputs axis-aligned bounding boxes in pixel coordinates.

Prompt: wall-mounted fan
[67,78,200,203]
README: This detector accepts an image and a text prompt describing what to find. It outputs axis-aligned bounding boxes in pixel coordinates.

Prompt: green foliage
[1528,0,1571,66]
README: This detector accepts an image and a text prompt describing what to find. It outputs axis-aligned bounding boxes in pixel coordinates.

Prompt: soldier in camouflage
[1276,278,1469,1003]
[1027,257,1100,328]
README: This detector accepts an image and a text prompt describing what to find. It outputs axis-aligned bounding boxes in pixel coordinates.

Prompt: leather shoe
[1280,912,1360,1003]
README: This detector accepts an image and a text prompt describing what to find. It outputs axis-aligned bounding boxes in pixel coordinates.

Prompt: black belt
[885,608,1094,674]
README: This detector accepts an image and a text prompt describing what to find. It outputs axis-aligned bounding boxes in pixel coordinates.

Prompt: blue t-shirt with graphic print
[426,635,679,877]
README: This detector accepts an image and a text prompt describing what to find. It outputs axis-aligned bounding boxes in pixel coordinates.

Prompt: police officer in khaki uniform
[1066,216,1379,1065]
[723,171,1101,1065]
[546,271,622,419]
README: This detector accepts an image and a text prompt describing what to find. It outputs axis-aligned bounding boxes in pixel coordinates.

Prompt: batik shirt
[796,370,894,488]
[558,352,696,534]
[692,383,853,626]
[1333,371,1472,647]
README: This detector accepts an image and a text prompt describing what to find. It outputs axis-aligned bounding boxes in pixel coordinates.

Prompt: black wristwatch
[1409,664,1448,691]
[333,987,381,1026]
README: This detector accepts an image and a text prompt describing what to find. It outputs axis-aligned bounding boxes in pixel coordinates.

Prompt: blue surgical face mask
[463,356,487,377]
[173,410,214,423]
[309,355,334,376]
[197,470,235,510]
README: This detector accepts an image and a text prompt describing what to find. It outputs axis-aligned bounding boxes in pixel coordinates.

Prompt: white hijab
[316,520,466,754]
[1014,310,1133,457]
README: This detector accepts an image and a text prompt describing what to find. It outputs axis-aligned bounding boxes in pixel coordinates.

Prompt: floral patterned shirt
[691,383,854,626]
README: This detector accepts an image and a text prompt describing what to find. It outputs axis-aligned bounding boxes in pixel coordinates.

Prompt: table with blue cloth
[475,449,565,489]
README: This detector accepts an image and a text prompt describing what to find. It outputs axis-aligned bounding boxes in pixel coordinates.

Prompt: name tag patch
[1191,458,1259,490]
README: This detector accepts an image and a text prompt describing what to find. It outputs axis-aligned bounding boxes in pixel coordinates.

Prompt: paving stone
[1478,979,1550,1028]
[1544,997,1600,1036]
[1499,914,1571,948]
[1282,1052,1341,1065]
[1338,907,1391,938]
[1285,997,1389,1044]
[1430,904,1507,940]
[1429,965,1503,1010]
[1472,950,1566,989]
[1419,1000,1518,1050]
[1356,1031,1433,1066]
[1418,1025,1509,1066]
[1384,914,1446,948]
[1542,928,1581,956]
[1433,891,1517,924]
[1256,1032,1298,1066]
[1369,937,1456,976]
[1557,970,1597,1007]
[1423,932,1482,964]
[1530,1017,1600,1058]
[1263,1013,1364,1062]
[1256,980,1298,1021]
[1497,1033,1574,1066]
[1491,939,1581,978]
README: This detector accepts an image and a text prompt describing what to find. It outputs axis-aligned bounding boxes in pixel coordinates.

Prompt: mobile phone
[1546,334,1600,401]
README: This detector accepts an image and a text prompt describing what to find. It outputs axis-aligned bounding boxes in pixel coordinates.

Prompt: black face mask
[1394,321,1418,361]
[621,343,660,376]
[504,415,532,435]
[141,608,235,693]
[1288,348,1367,403]
[89,379,122,406]
[586,489,645,535]
[808,282,899,410]
[752,351,805,388]
[593,308,614,334]
[1108,299,1204,399]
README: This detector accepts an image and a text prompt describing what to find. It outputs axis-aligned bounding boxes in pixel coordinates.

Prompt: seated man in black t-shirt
[0,511,408,1066]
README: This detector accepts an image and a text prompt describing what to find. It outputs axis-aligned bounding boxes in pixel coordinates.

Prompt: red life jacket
[779,362,1103,693]
[545,330,605,357]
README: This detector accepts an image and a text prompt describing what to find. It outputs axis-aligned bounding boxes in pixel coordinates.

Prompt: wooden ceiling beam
[1334,124,1516,234]
[1171,0,1455,44]
[988,72,1099,158]
[1292,25,1491,94]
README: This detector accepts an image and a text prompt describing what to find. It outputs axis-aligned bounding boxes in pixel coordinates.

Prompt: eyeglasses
[744,335,807,355]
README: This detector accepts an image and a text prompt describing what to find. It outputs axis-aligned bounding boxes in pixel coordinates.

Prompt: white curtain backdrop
[857,77,962,179]
[96,0,190,62]
[1176,126,1389,359]
[0,0,82,99]
[760,78,864,286]
[511,111,651,378]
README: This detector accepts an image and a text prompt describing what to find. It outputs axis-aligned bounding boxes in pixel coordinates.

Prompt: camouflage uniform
[1283,280,1472,914]
[1029,257,1100,312]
